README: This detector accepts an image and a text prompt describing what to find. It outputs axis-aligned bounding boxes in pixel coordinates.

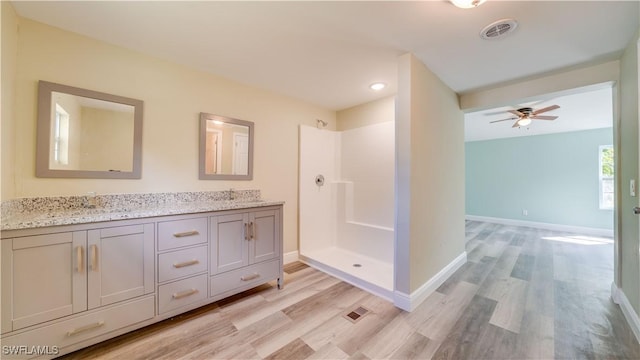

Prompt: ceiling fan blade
[489,117,517,123]
[531,115,558,120]
[532,105,560,115]
[512,120,521,128]
[508,110,525,117]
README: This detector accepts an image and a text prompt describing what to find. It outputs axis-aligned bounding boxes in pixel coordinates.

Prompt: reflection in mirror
[199,113,253,180]
[49,92,135,172]
[36,81,143,179]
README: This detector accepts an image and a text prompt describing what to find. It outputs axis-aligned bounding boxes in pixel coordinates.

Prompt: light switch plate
[631,179,636,197]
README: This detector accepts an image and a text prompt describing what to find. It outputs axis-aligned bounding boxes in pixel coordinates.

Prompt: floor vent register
[343,306,371,323]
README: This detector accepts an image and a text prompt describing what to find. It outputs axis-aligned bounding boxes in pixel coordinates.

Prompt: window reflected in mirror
[199,113,253,180]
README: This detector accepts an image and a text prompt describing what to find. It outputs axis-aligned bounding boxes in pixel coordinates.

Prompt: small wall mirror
[36,81,143,179]
[199,112,254,180]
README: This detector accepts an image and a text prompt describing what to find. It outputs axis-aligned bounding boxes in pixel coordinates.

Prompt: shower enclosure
[299,121,394,300]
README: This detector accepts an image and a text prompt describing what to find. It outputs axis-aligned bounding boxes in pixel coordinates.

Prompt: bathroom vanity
[0,191,283,359]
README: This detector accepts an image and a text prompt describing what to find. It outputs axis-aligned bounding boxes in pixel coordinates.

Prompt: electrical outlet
[522,209,528,216]
[631,179,636,197]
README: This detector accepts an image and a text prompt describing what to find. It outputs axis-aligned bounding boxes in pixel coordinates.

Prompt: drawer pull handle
[249,222,255,240]
[76,246,84,273]
[173,288,199,299]
[90,244,98,271]
[173,230,199,238]
[67,321,105,336]
[173,259,200,268]
[244,223,249,241]
[241,273,260,281]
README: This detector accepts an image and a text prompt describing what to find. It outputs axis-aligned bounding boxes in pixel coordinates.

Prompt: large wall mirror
[199,112,253,180]
[36,81,143,179]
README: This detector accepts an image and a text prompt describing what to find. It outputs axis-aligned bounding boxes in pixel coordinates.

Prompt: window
[599,145,614,210]
[54,103,70,165]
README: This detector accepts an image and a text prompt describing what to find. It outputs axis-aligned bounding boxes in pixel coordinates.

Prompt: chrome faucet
[83,192,97,209]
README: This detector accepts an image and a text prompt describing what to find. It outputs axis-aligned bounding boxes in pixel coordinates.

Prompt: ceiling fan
[489,105,560,128]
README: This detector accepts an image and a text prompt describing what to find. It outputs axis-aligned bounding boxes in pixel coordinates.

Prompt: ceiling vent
[480,19,518,40]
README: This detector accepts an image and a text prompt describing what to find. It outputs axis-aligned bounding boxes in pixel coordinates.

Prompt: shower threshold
[300,247,393,301]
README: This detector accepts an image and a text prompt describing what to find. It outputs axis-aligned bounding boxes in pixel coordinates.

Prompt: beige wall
[4,15,336,254]
[1,2,19,201]
[396,53,465,293]
[620,29,640,314]
[336,95,395,131]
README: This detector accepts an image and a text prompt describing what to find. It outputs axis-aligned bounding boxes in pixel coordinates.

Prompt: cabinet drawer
[210,259,280,297]
[158,245,208,283]
[2,296,154,357]
[158,218,207,251]
[158,274,208,314]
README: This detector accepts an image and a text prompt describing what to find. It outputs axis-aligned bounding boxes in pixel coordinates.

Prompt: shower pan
[299,122,395,300]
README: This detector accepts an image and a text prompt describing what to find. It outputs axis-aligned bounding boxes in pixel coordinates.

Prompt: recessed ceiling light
[450,0,487,9]
[369,82,386,91]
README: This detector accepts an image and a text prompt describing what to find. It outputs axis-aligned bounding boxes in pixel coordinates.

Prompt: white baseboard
[283,250,299,265]
[611,283,640,343]
[466,215,613,237]
[393,252,467,312]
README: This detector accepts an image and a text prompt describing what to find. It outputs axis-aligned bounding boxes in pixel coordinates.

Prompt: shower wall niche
[299,120,395,299]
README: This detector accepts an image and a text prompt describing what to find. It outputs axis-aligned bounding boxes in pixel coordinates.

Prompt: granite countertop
[1,191,283,231]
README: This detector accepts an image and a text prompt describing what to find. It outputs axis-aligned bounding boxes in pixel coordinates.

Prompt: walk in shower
[299,121,395,300]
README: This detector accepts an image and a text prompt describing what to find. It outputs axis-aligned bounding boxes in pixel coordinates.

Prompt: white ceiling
[464,85,613,142]
[11,1,639,112]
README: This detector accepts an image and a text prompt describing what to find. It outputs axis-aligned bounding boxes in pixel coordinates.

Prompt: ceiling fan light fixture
[517,118,532,127]
[450,0,487,9]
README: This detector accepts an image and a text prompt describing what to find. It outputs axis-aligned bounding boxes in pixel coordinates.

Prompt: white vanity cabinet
[87,224,155,309]
[1,223,156,358]
[210,208,282,299]
[156,216,209,315]
[1,232,87,333]
[0,203,283,359]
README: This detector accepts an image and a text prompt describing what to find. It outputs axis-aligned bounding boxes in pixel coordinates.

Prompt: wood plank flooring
[60,221,640,359]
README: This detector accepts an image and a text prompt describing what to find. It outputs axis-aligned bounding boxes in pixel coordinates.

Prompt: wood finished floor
[60,221,640,359]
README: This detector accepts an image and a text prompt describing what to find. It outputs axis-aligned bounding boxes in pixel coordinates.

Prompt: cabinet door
[1,232,87,332]
[210,213,249,274]
[249,210,280,264]
[87,224,154,309]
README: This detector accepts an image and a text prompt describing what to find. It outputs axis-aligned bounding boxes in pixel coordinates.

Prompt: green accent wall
[466,128,613,230]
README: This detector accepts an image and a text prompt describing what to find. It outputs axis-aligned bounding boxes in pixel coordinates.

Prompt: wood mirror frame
[199,112,254,180]
[36,81,143,179]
